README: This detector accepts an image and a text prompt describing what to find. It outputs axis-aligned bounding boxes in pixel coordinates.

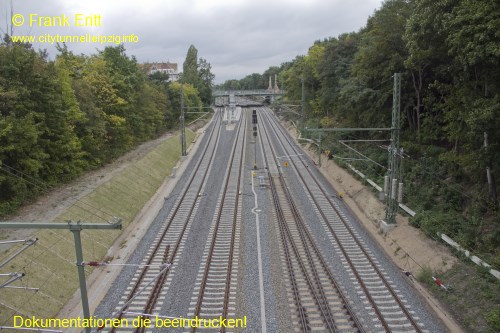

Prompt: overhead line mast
[384,72,402,226]
[0,220,122,333]
[302,73,402,229]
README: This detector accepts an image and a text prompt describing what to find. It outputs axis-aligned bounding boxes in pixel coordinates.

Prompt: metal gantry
[212,89,285,97]
[301,73,402,225]
[0,219,122,333]
[180,85,187,157]
[179,84,215,157]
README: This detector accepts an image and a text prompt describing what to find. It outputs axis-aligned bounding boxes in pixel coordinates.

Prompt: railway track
[187,112,247,332]
[108,111,224,333]
[259,109,364,332]
[261,108,427,333]
[96,105,431,333]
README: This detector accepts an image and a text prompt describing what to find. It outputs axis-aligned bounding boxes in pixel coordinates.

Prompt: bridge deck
[213,89,285,97]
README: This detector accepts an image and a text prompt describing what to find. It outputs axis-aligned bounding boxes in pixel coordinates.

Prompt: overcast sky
[2,0,382,83]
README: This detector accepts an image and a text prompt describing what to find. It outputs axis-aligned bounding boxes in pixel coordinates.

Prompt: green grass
[418,260,500,332]
[0,129,195,325]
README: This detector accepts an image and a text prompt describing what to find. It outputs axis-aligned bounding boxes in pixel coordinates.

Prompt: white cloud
[2,0,382,83]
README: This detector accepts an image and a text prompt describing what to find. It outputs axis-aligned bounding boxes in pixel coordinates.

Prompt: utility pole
[303,73,403,228]
[484,131,497,202]
[0,220,122,333]
[384,73,402,225]
[301,78,305,128]
[318,132,322,167]
[253,110,258,169]
[180,85,187,156]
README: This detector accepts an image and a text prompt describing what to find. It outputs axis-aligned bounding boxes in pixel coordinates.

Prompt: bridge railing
[213,89,285,97]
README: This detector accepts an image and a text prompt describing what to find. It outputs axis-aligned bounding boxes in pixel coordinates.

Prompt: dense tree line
[223,0,499,258]
[0,40,209,216]
[215,66,285,90]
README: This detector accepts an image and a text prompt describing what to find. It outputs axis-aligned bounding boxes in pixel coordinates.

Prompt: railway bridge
[213,89,285,106]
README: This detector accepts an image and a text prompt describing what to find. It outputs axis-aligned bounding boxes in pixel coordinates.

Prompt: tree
[182,45,214,106]
[167,82,202,125]
[346,0,412,128]
[0,43,86,213]
[182,45,200,86]
[317,33,360,118]
[0,41,198,216]
[442,0,499,202]
[404,0,457,137]
[198,57,214,106]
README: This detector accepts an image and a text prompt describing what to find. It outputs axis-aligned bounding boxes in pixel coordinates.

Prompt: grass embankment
[417,258,500,332]
[0,129,195,325]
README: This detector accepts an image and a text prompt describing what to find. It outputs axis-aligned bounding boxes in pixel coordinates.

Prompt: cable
[0,164,113,222]
[331,128,494,215]
[0,237,66,326]
[0,149,177,225]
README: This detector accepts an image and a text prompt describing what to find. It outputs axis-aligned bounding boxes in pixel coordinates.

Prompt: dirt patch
[0,133,172,249]
[283,121,465,333]
[0,120,207,250]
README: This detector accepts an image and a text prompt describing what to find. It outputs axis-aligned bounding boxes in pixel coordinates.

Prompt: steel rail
[259,108,363,332]
[191,114,246,333]
[261,120,337,332]
[256,109,310,332]
[269,175,337,332]
[264,110,393,331]
[133,112,225,333]
[108,112,223,333]
[269,175,313,332]
[265,109,424,332]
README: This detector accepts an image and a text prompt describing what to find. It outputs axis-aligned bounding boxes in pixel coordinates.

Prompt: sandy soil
[283,121,465,332]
